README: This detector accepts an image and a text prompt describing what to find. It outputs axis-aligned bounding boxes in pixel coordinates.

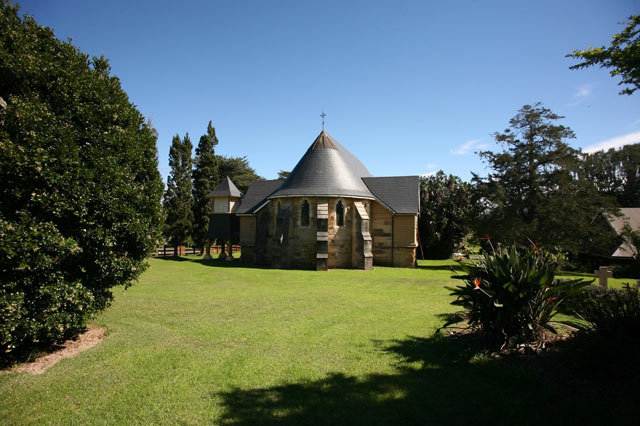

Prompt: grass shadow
[151,255,272,269]
[151,255,194,262]
[214,332,633,425]
[415,264,457,271]
[558,270,593,278]
[533,329,640,398]
[193,258,272,269]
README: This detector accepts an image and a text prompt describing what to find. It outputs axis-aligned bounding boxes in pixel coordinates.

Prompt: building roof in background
[363,176,420,214]
[606,207,640,258]
[206,176,243,198]
[269,131,375,199]
[236,179,283,214]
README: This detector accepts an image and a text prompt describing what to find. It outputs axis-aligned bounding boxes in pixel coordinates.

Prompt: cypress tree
[164,133,194,256]
[192,121,220,256]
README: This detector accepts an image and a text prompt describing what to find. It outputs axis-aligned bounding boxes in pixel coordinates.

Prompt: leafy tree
[568,15,640,95]
[277,170,290,179]
[472,103,617,255]
[582,143,640,207]
[164,134,194,255]
[0,2,163,361]
[217,155,263,193]
[192,121,219,254]
[419,171,474,259]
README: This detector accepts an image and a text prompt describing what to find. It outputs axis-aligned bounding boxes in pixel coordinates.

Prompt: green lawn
[557,270,637,289]
[0,258,635,425]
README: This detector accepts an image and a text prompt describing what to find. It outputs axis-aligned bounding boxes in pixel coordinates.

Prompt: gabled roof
[605,207,640,258]
[206,176,243,198]
[236,179,284,214]
[269,131,375,199]
[363,176,420,214]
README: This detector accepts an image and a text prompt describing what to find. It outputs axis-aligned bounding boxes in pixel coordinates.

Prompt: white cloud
[575,83,593,98]
[567,82,596,106]
[451,139,488,155]
[420,164,438,177]
[583,131,640,153]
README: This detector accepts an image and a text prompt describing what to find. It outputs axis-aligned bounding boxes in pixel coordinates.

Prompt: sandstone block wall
[284,197,317,269]
[393,215,417,268]
[241,246,254,263]
[371,201,393,266]
[239,216,256,245]
[243,197,415,269]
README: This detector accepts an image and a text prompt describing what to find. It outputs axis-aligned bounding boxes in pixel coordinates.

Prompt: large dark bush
[571,284,640,339]
[0,2,164,362]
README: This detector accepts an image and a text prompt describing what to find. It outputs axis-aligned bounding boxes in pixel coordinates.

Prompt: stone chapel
[207,130,420,270]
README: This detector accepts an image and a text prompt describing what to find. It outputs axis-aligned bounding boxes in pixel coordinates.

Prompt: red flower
[473,278,482,290]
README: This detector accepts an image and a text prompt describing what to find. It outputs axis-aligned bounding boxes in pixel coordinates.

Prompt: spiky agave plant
[446,244,590,349]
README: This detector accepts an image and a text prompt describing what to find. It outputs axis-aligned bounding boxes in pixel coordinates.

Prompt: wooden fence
[153,245,241,257]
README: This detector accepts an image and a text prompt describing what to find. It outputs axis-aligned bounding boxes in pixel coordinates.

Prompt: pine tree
[192,121,220,256]
[164,133,194,256]
[472,103,617,255]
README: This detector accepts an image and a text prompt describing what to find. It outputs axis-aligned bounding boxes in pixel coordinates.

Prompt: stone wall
[371,201,393,266]
[239,215,256,263]
[241,246,254,263]
[327,197,353,268]
[393,215,417,268]
[254,208,272,265]
[393,215,417,247]
[352,201,373,270]
[393,247,416,268]
[239,216,255,245]
[245,196,414,269]
[283,197,317,269]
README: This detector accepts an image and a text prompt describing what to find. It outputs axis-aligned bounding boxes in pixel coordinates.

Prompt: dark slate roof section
[362,176,420,214]
[269,131,375,199]
[236,179,284,214]
[605,207,640,258]
[206,176,243,198]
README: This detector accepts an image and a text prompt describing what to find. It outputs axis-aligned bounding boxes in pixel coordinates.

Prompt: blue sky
[19,0,640,182]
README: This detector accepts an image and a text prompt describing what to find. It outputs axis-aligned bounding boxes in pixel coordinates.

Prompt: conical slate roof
[270,131,374,199]
[206,176,243,198]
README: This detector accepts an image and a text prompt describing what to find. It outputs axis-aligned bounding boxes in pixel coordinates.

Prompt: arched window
[301,200,310,227]
[336,200,345,227]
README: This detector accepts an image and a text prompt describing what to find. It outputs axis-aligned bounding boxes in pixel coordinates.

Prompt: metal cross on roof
[320,111,326,130]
